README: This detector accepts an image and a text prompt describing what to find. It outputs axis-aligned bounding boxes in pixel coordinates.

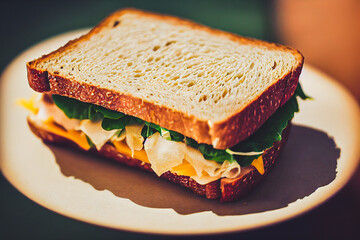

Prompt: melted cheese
[79,120,118,150]
[125,124,145,157]
[21,95,266,184]
[38,118,264,181]
[32,116,91,150]
[113,140,149,163]
[35,96,81,131]
[17,95,39,114]
[144,132,186,175]
[185,145,223,177]
[144,132,242,184]
[171,161,197,177]
[113,140,219,180]
[112,130,126,142]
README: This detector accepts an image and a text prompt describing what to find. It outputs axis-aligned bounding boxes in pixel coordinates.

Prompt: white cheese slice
[185,145,241,184]
[37,99,81,130]
[184,145,220,176]
[79,120,118,150]
[216,160,241,179]
[111,129,126,142]
[144,132,241,184]
[125,124,145,157]
[144,132,186,176]
[30,95,243,185]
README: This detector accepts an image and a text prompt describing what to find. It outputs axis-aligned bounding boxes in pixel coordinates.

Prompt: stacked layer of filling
[20,84,309,185]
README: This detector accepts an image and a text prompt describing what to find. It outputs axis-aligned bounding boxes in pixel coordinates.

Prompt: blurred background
[0,0,359,239]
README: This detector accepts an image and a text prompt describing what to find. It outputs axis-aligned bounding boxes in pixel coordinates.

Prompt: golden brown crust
[27,117,291,202]
[27,8,303,149]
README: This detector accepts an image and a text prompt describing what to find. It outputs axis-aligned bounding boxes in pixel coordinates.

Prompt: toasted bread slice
[27,117,291,202]
[27,8,302,149]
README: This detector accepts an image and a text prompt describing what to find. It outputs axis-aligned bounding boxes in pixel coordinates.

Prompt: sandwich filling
[20,83,309,185]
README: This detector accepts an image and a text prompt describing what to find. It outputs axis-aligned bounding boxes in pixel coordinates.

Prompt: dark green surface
[1,0,359,239]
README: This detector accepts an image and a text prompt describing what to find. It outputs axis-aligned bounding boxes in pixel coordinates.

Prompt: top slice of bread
[27,8,303,149]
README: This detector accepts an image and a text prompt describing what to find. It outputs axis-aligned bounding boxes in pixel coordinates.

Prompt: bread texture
[27,117,291,202]
[27,8,303,149]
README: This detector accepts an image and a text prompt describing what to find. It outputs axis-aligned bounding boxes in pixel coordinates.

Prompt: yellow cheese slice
[20,96,264,179]
[113,140,149,163]
[251,156,264,175]
[42,117,264,177]
[114,139,199,177]
[41,119,91,150]
[17,96,39,114]
[20,97,89,151]
[41,117,261,179]
[171,161,197,177]
[41,119,264,178]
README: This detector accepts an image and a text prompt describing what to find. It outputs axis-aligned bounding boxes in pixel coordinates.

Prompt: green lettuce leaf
[185,137,235,163]
[169,130,185,142]
[295,82,312,100]
[51,83,310,167]
[229,83,311,166]
[85,135,95,148]
[101,116,143,131]
[52,95,125,121]
[141,124,158,139]
[198,144,235,163]
[52,95,185,141]
[142,122,184,141]
[185,137,199,148]
[231,96,298,166]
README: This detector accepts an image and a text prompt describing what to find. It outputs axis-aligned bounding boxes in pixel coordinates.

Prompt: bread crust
[27,8,303,149]
[27,117,291,202]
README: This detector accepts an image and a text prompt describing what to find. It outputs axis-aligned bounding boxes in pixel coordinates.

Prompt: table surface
[1,1,359,239]
[1,170,360,239]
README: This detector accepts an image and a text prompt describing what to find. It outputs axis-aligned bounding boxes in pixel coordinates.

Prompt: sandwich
[21,8,309,202]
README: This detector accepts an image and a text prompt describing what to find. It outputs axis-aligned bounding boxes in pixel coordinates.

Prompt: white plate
[1,30,359,235]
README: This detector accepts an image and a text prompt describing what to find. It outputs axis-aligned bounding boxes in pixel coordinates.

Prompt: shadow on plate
[48,125,340,216]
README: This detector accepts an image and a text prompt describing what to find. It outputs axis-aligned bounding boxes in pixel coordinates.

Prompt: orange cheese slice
[171,161,197,177]
[19,96,266,178]
[251,155,264,175]
[41,119,91,150]
[42,118,265,177]
[41,118,265,177]
[17,96,39,114]
[113,140,149,163]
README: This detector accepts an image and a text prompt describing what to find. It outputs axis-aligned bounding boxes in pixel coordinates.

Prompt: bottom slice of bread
[27,118,291,202]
